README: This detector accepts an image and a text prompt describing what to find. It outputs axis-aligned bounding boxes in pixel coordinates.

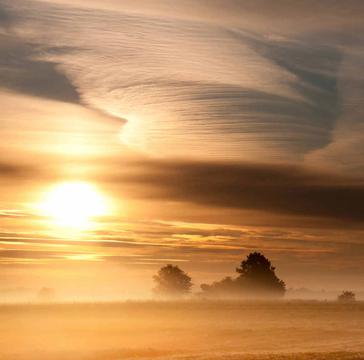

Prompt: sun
[38,182,108,230]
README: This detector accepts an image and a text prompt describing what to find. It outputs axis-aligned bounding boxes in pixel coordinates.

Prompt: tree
[153,264,192,297]
[201,252,286,298]
[235,252,286,297]
[337,290,356,302]
[200,276,239,297]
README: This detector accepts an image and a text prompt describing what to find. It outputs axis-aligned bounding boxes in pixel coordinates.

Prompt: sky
[0,0,364,300]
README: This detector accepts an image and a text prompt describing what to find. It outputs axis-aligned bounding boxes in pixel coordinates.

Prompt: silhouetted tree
[153,264,192,297]
[201,252,285,298]
[235,252,286,296]
[337,290,356,302]
[200,276,239,296]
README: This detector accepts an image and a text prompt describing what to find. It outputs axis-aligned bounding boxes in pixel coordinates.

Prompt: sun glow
[39,182,108,230]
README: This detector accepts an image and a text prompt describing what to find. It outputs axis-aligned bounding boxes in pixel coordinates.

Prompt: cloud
[0,249,101,263]
[304,41,364,175]
[0,5,9,26]
[0,219,343,270]
[0,1,80,103]
[1,0,364,164]
[34,0,364,31]
[107,159,364,223]
[0,162,37,179]
[3,0,358,163]
[0,33,81,103]
[0,0,363,223]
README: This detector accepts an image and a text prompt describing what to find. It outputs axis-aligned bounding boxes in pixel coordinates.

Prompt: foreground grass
[1,301,364,359]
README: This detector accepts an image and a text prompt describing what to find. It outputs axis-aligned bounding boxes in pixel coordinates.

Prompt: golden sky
[0,0,364,300]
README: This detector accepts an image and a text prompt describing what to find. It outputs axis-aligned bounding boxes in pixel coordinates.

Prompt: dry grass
[1,301,364,359]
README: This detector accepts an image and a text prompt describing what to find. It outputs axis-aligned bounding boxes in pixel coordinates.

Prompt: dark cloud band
[111,159,364,223]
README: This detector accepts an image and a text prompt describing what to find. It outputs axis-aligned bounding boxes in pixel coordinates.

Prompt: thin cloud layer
[0,161,38,180]
[1,217,364,291]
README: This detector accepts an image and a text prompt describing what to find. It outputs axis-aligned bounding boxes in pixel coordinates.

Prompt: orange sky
[0,0,364,300]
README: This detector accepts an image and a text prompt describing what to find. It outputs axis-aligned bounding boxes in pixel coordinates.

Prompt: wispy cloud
[0,161,37,180]
[2,0,363,166]
[1,215,364,289]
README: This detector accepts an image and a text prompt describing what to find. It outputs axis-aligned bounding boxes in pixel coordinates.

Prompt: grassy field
[1,301,364,359]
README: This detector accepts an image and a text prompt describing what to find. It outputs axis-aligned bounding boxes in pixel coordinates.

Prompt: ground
[1,301,364,359]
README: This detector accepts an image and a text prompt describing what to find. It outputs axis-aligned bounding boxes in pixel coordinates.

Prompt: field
[1,301,364,360]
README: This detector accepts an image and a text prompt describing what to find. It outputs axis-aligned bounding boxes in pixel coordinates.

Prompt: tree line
[153,252,286,299]
[153,252,357,301]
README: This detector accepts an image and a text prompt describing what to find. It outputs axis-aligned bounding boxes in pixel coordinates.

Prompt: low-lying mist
[1,300,363,360]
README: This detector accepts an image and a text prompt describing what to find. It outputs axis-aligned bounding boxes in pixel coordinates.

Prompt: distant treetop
[153,264,193,298]
[201,252,286,298]
[236,252,286,295]
[337,290,356,302]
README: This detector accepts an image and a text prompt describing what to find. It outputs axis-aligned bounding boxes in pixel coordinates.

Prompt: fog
[1,301,363,360]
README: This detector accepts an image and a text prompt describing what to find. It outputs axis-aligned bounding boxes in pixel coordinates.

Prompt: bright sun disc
[39,182,107,229]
